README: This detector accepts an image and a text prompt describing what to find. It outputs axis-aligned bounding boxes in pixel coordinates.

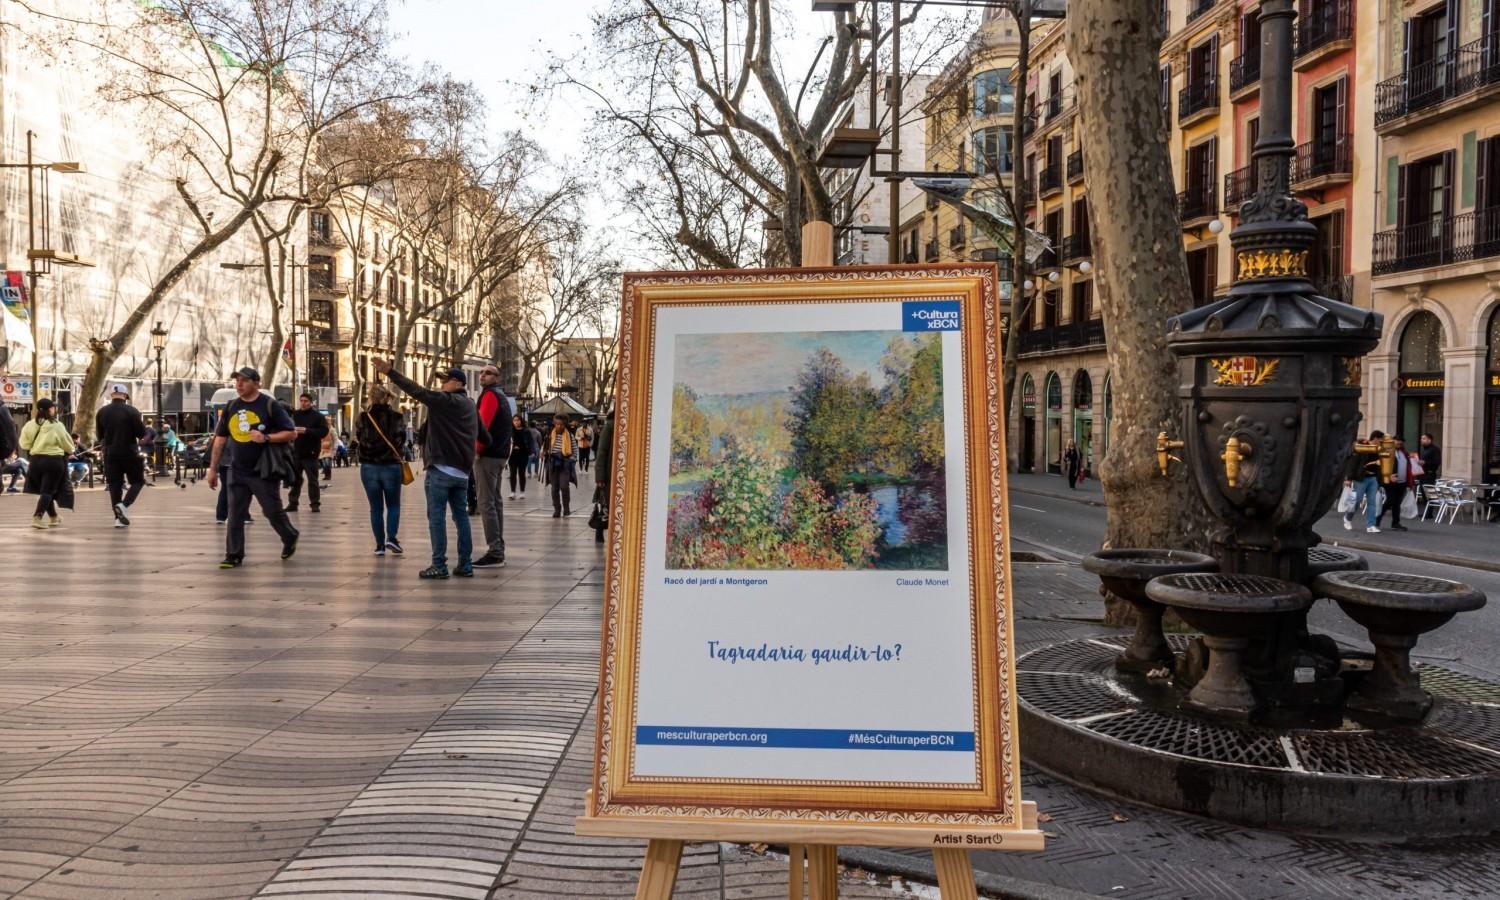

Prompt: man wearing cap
[95,384,147,526]
[373,359,477,579]
[286,392,330,513]
[207,367,300,568]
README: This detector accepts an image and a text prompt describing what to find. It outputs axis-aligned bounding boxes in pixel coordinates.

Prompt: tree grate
[1016,640,1119,675]
[1016,671,1134,722]
[1427,701,1500,750]
[1088,708,1291,769]
[1417,664,1500,705]
[1291,730,1500,779]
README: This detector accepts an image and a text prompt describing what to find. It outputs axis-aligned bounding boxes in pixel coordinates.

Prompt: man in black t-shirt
[207,367,300,568]
[287,392,329,512]
[95,383,147,526]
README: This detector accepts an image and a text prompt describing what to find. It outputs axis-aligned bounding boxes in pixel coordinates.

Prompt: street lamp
[0,131,92,417]
[150,321,168,474]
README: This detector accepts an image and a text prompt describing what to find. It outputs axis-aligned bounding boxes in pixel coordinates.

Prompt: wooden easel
[582,223,1042,898]
[576,797,1042,899]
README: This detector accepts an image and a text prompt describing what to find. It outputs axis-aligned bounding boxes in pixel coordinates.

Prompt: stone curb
[1013,486,1500,575]
[837,846,1100,900]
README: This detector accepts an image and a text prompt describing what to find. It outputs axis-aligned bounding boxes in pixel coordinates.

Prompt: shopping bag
[1336,486,1357,514]
[1400,490,1418,521]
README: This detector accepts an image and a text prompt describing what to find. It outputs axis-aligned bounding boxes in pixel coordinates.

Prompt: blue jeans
[361,463,402,547]
[423,468,472,568]
[1344,476,1381,528]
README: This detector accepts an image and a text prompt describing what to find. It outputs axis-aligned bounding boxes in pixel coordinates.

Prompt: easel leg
[932,848,978,900]
[634,839,683,900]
[788,843,807,900]
[807,844,839,900]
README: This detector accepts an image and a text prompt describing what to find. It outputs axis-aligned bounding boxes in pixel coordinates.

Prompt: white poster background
[633,299,979,784]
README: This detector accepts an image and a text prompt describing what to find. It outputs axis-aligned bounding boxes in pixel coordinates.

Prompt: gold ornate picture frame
[581,264,1040,849]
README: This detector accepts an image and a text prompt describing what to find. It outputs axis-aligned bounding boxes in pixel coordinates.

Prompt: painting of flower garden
[666,330,948,571]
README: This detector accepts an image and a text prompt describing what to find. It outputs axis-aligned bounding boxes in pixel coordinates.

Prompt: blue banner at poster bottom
[637,726,975,751]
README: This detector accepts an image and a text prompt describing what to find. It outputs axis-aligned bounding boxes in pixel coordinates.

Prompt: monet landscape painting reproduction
[666,329,949,571]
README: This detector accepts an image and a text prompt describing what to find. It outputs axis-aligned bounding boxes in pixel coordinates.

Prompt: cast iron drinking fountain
[1015,0,1499,838]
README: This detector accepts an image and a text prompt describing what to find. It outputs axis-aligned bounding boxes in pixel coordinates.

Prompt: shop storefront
[1045,371,1062,475]
[1073,369,1093,475]
[1020,373,1037,473]
[1397,312,1445,445]
[1486,308,1500,482]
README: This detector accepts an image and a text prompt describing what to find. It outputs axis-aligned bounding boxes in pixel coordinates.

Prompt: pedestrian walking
[1063,440,1082,490]
[374,359,477,580]
[472,365,513,569]
[544,412,577,517]
[507,414,532,499]
[207,367,300,569]
[1418,433,1441,486]
[319,428,334,481]
[97,386,147,528]
[1342,430,1386,534]
[287,392,329,513]
[1376,435,1416,532]
[577,422,592,472]
[528,422,543,478]
[0,400,17,491]
[209,405,253,527]
[356,384,407,556]
[20,398,74,529]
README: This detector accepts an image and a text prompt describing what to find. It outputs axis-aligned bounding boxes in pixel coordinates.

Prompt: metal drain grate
[1418,665,1500,705]
[1016,671,1134,722]
[1016,640,1118,675]
[1427,702,1500,749]
[1089,708,1291,769]
[1335,571,1466,594]
[1292,730,1500,779]
[1160,573,1297,594]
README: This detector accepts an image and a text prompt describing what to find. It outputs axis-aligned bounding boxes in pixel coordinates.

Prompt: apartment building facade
[898,9,1023,269]
[1013,21,1107,477]
[1366,0,1500,483]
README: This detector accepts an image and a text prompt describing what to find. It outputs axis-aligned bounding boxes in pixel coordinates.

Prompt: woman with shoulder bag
[357,385,410,556]
[20,398,75,529]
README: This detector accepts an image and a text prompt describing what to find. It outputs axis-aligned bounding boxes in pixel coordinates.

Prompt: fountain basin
[1082,549,1218,672]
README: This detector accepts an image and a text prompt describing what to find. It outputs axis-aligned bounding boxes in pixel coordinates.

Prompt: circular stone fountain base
[1016,636,1500,839]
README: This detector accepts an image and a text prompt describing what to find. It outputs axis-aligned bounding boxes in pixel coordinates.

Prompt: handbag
[366,410,415,486]
[1336,486,1358,514]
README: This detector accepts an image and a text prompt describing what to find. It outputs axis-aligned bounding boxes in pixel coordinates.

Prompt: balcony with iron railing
[360,332,395,350]
[1376,37,1500,131]
[1373,209,1500,276]
[1223,165,1254,210]
[307,273,350,296]
[949,225,966,248]
[903,250,918,264]
[1291,134,1352,187]
[1229,51,1261,98]
[1313,274,1354,304]
[1060,233,1092,262]
[1178,182,1218,225]
[1021,113,1038,139]
[1038,164,1064,197]
[925,239,940,262]
[1018,320,1107,356]
[1185,0,1215,24]
[1179,78,1220,126]
[308,224,346,249]
[1067,150,1084,183]
[1294,0,1353,68]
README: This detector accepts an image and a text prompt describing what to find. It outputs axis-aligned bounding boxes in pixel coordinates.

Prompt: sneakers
[563,508,572,517]
[114,519,129,528]
[419,565,449,580]
[219,556,242,569]
[472,553,506,568]
[281,533,299,560]
[1391,524,1408,532]
[285,503,299,513]
[374,546,385,556]
[385,538,404,555]
[32,516,46,530]
[216,519,227,526]
[48,514,62,528]
[553,510,562,518]
[1342,518,1353,531]
[310,504,320,513]
[113,502,130,526]
[508,493,516,500]
[1367,526,1381,534]
[454,564,474,578]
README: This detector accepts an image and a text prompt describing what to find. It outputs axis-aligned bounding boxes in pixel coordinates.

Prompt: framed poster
[584,264,1039,848]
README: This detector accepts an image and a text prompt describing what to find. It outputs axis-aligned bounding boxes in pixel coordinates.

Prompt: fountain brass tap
[1222,436,1253,488]
[1352,436,1398,482]
[1156,431,1185,477]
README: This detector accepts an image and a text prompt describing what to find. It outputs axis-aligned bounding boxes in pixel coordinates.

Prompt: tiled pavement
[2,474,1499,899]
